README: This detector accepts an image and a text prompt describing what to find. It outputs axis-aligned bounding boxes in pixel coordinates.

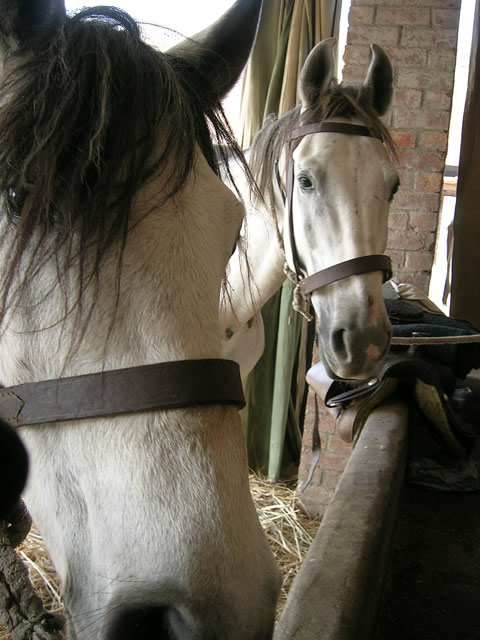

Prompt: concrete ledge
[274,394,410,640]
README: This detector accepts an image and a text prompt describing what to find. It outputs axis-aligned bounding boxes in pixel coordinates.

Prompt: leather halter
[283,121,392,298]
[0,359,245,427]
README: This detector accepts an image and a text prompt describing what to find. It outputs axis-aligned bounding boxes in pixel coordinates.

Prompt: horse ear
[361,44,393,116]
[0,0,65,46]
[169,0,262,102]
[298,38,337,108]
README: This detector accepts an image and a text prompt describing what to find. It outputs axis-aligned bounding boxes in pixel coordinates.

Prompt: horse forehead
[293,132,390,174]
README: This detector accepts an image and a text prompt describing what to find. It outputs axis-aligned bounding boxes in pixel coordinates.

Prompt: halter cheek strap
[283,121,392,308]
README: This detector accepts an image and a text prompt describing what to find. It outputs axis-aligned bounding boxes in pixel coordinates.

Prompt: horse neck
[223,155,287,329]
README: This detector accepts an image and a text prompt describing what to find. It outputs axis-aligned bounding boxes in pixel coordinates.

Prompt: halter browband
[288,121,382,142]
[283,121,391,296]
[0,359,245,427]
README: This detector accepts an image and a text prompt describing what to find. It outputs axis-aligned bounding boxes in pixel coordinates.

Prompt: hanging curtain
[450,0,480,329]
[239,0,340,148]
[238,0,341,481]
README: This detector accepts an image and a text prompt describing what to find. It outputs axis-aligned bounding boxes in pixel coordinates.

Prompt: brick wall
[344,0,461,292]
[297,352,352,519]
[297,0,462,519]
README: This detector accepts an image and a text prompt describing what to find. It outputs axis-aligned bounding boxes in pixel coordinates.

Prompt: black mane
[0,6,246,330]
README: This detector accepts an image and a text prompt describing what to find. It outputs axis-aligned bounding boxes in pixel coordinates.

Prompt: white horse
[0,1,281,638]
[222,38,399,381]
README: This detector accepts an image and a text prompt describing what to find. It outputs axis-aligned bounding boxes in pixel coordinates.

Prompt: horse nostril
[107,605,184,640]
[331,328,347,360]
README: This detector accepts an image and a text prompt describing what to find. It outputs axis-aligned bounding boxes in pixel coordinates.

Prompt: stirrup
[306,360,399,444]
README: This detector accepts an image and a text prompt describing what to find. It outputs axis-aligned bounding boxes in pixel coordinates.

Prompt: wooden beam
[275,395,410,640]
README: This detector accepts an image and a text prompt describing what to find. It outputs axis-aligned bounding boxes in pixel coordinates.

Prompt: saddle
[306,353,473,457]
[306,293,480,459]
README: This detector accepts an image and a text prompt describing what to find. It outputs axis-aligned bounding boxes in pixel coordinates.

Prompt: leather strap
[0,359,245,428]
[300,392,321,491]
[288,122,381,143]
[299,254,392,295]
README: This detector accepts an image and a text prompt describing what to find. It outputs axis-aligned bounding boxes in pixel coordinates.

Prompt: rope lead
[283,262,313,321]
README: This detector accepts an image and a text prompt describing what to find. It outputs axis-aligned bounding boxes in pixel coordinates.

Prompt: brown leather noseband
[0,359,245,428]
[283,121,392,297]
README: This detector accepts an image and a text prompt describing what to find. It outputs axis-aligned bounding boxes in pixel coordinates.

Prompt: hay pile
[0,475,319,638]
[0,526,63,640]
[249,474,320,616]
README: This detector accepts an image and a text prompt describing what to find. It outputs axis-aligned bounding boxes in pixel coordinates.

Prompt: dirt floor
[375,372,480,640]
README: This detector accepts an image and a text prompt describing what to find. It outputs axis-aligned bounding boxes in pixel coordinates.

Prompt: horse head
[280,39,398,380]
[0,1,281,638]
[224,39,397,382]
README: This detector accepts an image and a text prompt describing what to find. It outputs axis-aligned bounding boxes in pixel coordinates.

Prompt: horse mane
[249,81,396,211]
[0,6,247,335]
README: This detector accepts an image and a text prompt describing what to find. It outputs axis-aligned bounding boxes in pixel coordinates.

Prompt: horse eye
[298,175,313,190]
[6,188,24,220]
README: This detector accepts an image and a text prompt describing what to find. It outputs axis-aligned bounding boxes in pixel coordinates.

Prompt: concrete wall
[297,0,462,519]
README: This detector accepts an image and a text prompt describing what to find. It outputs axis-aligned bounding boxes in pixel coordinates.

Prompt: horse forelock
[249,82,396,215]
[304,83,396,160]
[0,5,246,337]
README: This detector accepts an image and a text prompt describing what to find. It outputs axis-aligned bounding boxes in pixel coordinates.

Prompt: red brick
[424,90,453,111]
[348,5,375,25]
[347,24,400,47]
[389,48,427,69]
[426,111,452,130]
[341,65,368,85]
[393,108,450,131]
[427,50,458,71]
[394,190,440,212]
[405,250,435,271]
[401,28,458,49]
[391,129,416,148]
[319,413,335,434]
[415,172,444,192]
[343,44,371,67]
[320,468,344,493]
[318,450,353,472]
[387,249,406,272]
[433,8,460,29]
[409,211,440,232]
[295,490,330,520]
[427,0,461,7]
[397,169,415,189]
[394,88,422,110]
[376,7,430,26]
[433,0,461,6]
[297,460,322,486]
[387,230,426,251]
[396,69,455,92]
[389,211,409,230]
[396,150,445,171]
[418,131,449,151]
[326,435,355,455]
